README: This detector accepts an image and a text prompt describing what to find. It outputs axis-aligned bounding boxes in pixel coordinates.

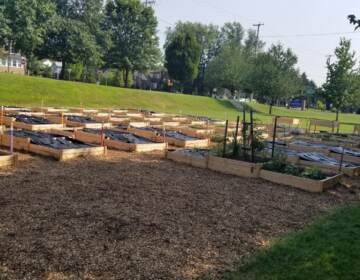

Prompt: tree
[205,45,250,96]
[348,15,360,30]
[322,38,358,121]
[249,44,303,114]
[104,0,160,87]
[0,0,55,61]
[38,0,103,79]
[165,30,201,92]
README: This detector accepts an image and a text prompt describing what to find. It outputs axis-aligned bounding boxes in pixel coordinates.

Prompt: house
[133,70,170,90]
[0,50,26,75]
[42,59,63,78]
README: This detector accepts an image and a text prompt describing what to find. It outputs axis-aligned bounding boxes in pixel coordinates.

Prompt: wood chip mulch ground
[0,151,358,280]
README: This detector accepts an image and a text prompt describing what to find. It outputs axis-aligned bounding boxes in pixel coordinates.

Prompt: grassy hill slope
[0,74,359,131]
[0,74,239,121]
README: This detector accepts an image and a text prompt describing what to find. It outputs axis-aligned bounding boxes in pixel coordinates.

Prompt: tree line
[0,1,359,117]
[0,0,160,86]
[164,21,315,113]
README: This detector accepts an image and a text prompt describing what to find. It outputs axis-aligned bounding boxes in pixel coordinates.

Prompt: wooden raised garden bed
[0,131,106,161]
[0,151,17,167]
[74,129,166,152]
[166,149,209,168]
[2,115,64,131]
[128,127,210,148]
[208,156,263,178]
[260,169,342,193]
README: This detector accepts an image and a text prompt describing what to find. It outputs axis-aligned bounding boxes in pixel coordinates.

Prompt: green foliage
[220,204,360,280]
[165,30,202,90]
[68,63,84,81]
[322,38,359,120]
[302,166,327,180]
[316,100,326,111]
[263,154,327,180]
[104,0,160,87]
[249,44,304,112]
[205,45,250,94]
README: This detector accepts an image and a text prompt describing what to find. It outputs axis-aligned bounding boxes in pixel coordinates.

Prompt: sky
[152,0,360,86]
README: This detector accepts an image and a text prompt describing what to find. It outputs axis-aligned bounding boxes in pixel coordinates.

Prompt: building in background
[0,49,26,75]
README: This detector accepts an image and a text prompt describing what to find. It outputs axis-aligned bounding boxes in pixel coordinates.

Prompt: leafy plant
[302,166,326,180]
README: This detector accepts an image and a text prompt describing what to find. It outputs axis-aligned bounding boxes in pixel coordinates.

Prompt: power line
[262,31,358,39]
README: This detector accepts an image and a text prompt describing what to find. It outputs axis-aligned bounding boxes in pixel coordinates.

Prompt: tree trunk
[269,99,274,115]
[336,109,339,122]
[124,68,129,88]
[60,60,66,80]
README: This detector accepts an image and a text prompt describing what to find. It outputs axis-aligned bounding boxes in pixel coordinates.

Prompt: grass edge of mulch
[199,202,360,280]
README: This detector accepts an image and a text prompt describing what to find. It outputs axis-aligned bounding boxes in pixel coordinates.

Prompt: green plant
[302,166,327,180]
[263,152,288,172]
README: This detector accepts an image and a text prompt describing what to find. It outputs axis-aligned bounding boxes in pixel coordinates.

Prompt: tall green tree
[205,45,250,96]
[0,0,55,59]
[322,38,358,121]
[104,0,160,87]
[38,0,103,79]
[165,30,201,92]
[250,44,303,114]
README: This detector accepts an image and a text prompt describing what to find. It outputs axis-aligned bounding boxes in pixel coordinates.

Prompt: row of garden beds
[166,150,342,193]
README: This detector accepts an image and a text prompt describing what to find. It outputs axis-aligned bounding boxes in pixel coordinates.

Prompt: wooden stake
[233,115,240,156]
[250,110,255,163]
[10,122,13,154]
[222,120,228,158]
[271,116,278,158]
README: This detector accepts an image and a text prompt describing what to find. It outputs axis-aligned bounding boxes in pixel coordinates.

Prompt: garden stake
[101,121,105,147]
[0,106,3,128]
[10,122,13,154]
[271,116,278,158]
[222,120,228,158]
[163,125,167,144]
[250,110,255,163]
[242,108,247,159]
[339,146,345,172]
[233,116,240,156]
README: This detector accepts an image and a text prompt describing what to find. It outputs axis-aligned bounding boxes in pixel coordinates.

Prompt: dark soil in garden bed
[0,151,358,279]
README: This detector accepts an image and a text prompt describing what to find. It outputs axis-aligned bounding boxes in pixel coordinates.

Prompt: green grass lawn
[0,74,358,132]
[248,102,360,124]
[218,203,360,280]
[0,74,240,121]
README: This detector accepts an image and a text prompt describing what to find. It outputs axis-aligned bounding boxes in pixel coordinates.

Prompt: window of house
[17,61,22,68]
[12,59,17,67]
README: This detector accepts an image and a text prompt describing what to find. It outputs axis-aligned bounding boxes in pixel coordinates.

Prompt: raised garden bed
[49,115,112,129]
[75,129,166,152]
[260,169,342,193]
[296,152,360,177]
[178,126,215,138]
[3,115,64,131]
[166,149,209,168]
[0,150,17,167]
[329,147,360,164]
[70,108,99,114]
[0,130,106,161]
[208,156,263,178]
[128,127,210,148]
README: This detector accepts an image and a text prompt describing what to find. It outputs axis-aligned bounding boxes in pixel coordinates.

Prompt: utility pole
[253,23,264,56]
[144,0,155,6]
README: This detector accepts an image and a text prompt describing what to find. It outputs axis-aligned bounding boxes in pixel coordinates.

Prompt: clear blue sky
[153,0,360,86]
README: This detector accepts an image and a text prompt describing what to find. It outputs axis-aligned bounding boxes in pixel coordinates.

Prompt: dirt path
[0,151,358,280]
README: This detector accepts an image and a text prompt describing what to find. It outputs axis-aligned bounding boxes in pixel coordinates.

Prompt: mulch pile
[0,151,358,280]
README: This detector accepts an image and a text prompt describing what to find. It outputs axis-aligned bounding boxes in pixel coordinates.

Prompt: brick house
[0,50,26,75]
